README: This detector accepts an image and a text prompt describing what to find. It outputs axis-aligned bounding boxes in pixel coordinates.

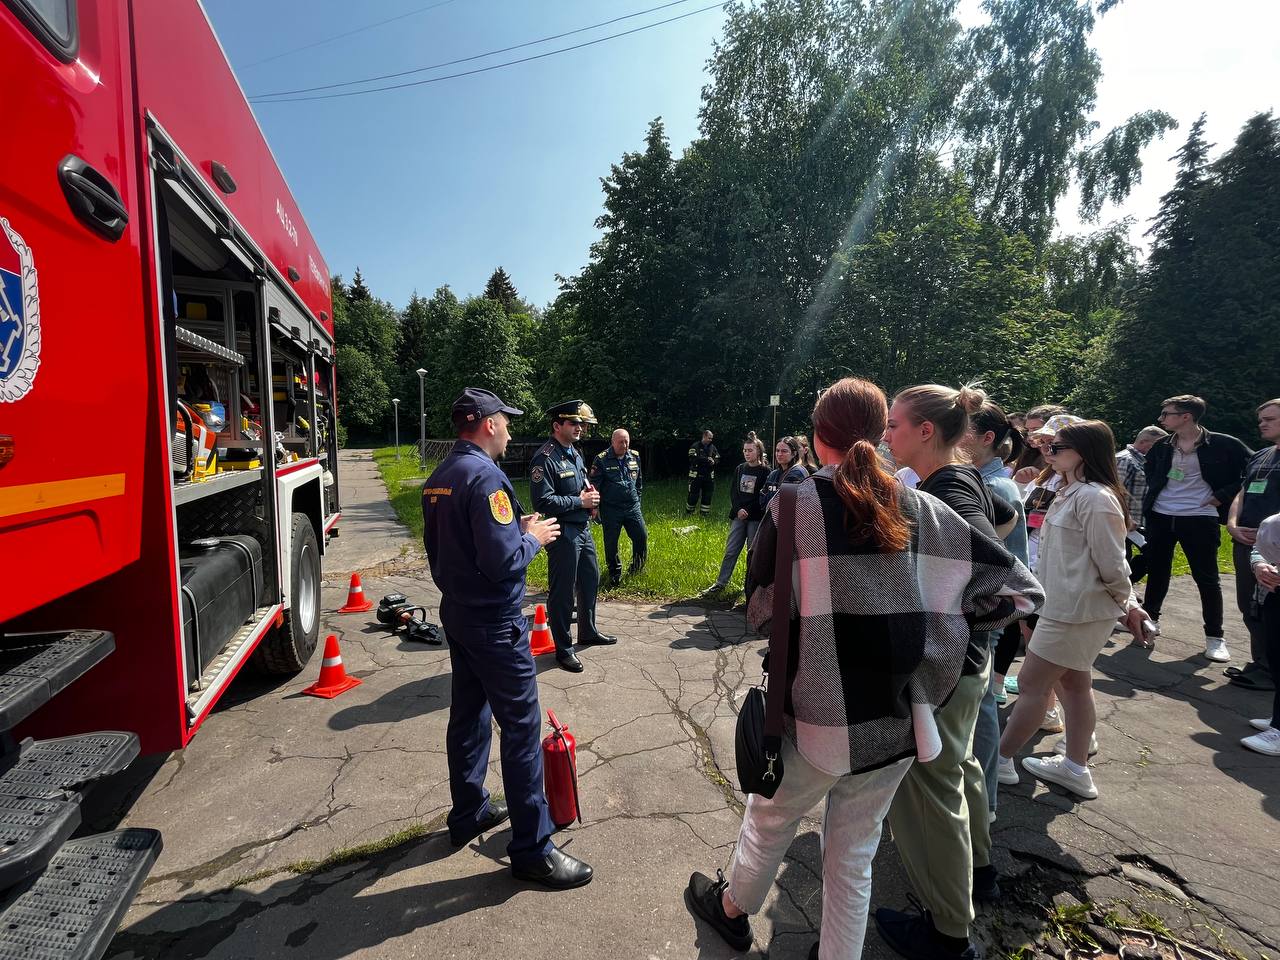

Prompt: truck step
[0,794,80,891]
[0,633,115,733]
[0,734,140,801]
[0,828,162,960]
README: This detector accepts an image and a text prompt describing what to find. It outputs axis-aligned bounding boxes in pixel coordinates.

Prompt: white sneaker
[1040,707,1064,733]
[1250,718,1275,732]
[1053,733,1098,757]
[1023,754,1098,799]
[997,755,1020,785]
[1204,636,1231,663]
[1241,728,1280,756]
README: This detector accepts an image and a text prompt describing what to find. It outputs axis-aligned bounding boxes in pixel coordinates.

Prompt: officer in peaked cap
[421,387,593,889]
[529,399,618,672]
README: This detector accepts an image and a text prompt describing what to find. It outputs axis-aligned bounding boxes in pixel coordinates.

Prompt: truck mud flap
[0,828,162,960]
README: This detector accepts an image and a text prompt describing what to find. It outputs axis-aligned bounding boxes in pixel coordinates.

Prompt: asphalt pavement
[103,448,1280,959]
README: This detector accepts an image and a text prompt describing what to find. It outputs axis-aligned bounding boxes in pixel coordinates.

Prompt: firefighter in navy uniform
[591,428,648,587]
[529,400,619,672]
[422,388,592,889]
[686,429,719,515]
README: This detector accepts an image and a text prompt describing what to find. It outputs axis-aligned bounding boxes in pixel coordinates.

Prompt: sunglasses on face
[1047,442,1074,455]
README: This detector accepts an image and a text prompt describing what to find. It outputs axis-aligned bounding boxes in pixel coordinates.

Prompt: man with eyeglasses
[1141,395,1252,663]
[1224,399,1280,691]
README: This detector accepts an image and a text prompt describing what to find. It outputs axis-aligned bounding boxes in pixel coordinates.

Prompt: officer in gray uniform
[591,428,648,587]
[529,400,618,672]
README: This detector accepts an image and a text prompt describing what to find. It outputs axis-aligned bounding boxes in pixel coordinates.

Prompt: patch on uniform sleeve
[531,466,544,484]
[489,489,514,524]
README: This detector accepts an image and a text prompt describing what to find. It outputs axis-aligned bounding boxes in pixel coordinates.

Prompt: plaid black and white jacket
[747,466,1044,776]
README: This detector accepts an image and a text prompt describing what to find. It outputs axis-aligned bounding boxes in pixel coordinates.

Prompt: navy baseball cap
[451,387,523,427]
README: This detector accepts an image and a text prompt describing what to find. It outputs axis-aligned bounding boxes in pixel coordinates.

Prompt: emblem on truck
[0,218,40,402]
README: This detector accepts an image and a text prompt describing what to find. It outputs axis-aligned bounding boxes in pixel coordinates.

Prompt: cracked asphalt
[103,450,1280,959]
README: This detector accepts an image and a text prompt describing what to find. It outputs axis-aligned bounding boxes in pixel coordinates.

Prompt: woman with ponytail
[876,382,1024,958]
[702,432,771,598]
[685,379,1042,960]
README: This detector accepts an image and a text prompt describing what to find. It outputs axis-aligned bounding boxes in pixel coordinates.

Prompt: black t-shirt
[1239,446,1280,528]
[918,464,1006,540]
[730,463,771,521]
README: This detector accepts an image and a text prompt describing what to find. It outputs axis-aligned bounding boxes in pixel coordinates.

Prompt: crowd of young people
[684,382,1280,960]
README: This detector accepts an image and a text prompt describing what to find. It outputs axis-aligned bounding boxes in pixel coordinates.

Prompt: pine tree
[348,267,372,303]
[483,267,520,314]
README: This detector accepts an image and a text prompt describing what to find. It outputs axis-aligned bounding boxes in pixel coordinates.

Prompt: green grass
[372,445,748,601]
[371,445,1234,601]
[1171,532,1234,577]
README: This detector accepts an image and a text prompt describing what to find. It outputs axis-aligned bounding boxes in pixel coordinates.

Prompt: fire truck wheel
[256,513,321,674]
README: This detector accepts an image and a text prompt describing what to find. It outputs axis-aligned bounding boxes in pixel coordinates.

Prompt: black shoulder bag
[735,483,797,798]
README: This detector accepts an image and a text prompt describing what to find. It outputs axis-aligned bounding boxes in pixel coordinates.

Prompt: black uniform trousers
[687,476,715,512]
[601,504,648,581]
[545,522,601,654]
[440,604,553,869]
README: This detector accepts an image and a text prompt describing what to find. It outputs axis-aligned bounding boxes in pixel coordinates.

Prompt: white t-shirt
[1153,443,1218,518]
[896,466,920,489]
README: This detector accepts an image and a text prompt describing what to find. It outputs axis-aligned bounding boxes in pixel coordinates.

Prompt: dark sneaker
[685,870,752,952]
[972,864,1000,904]
[875,901,976,960]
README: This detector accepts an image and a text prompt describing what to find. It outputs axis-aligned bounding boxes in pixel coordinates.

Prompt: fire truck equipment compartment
[0,633,115,733]
[179,536,263,684]
[0,828,163,960]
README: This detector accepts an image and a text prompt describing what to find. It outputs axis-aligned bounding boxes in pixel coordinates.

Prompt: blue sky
[208,0,1279,310]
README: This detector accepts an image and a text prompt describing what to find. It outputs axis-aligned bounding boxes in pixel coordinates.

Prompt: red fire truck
[0,0,338,948]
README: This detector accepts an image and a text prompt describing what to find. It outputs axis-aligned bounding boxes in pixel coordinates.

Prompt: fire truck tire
[255,513,321,674]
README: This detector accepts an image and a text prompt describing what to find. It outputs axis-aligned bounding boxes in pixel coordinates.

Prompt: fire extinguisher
[542,709,582,830]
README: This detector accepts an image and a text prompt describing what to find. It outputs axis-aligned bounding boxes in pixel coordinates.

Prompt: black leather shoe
[557,652,584,673]
[512,846,593,889]
[449,800,510,848]
[581,633,618,646]
[685,870,752,951]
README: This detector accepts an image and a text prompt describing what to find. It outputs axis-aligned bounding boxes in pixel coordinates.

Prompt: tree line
[333,0,1278,457]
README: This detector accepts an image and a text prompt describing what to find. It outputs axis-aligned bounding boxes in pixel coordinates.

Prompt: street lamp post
[416,368,428,466]
[392,398,400,461]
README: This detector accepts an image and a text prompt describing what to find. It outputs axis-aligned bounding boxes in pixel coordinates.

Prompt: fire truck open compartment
[149,125,332,712]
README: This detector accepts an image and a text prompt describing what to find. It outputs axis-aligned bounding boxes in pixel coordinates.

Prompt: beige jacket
[1039,480,1137,623]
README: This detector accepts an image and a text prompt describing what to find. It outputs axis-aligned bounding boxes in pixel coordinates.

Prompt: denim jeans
[713,517,759,589]
[975,664,1001,816]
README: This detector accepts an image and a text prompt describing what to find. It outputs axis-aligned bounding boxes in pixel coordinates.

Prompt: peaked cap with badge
[546,399,598,424]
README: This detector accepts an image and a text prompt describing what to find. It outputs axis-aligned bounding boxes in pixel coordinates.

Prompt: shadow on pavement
[327,671,452,730]
[108,828,521,959]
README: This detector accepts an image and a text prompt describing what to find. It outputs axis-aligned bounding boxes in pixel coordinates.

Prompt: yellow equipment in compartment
[219,458,261,471]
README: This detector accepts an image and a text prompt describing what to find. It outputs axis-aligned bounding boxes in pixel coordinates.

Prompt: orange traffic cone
[339,573,374,613]
[529,604,555,656]
[302,634,363,699]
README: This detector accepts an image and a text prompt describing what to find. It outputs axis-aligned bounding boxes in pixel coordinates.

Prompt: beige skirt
[1028,617,1117,672]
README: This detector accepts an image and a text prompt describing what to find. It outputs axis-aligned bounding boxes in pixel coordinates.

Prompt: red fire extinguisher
[542,709,582,829]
